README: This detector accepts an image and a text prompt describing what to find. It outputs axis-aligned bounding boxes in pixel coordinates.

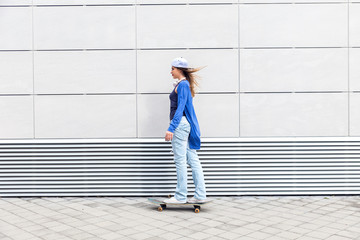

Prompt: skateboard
[148,197,212,213]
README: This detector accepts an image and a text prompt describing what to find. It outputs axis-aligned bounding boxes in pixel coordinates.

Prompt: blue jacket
[167,80,201,150]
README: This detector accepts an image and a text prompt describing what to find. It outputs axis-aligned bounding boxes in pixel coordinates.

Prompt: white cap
[171,57,189,68]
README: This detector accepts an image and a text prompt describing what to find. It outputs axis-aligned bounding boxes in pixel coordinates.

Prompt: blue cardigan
[167,80,201,150]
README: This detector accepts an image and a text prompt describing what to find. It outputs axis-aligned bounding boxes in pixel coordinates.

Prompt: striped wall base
[0,137,360,197]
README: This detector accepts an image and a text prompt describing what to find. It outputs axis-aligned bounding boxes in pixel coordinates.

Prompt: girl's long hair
[177,66,206,97]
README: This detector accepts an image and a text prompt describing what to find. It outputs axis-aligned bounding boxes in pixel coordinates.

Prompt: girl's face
[171,66,182,79]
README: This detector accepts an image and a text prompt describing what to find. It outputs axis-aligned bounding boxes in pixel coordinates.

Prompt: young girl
[164,57,207,204]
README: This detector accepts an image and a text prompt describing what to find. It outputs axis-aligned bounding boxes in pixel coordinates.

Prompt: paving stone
[305,230,333,239]
[144,237,167,240]
[230,227,254,236]
[217,223,240,231]
[202,227,227,236]
[269,223,294,231]
[187,223,210,232]
[260,227,283,235]
[295,236,320,240]
[187,232,212,240]
[246,231,272,239]
[143,228,168,236]
[100,232,126,240]
[287,227,312,235]
[217,231,243,240]
[326,235,353,240]
[317,226,342,235]
[243,223,267,231]
[157,224,182,232]
[201,220,224,228]
[275,231,302,239]
[71,232,94,240]
[298,223,321,230]
[174,228,197,236]
[176,238,198,240]
[336,230,360,239]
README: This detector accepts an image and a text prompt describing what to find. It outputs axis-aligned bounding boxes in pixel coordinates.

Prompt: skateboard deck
[148,197,212,213]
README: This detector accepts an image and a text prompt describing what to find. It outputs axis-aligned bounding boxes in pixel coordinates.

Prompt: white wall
[0,0,358,139]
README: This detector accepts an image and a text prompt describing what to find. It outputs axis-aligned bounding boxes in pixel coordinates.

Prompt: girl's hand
[165,131,173,141]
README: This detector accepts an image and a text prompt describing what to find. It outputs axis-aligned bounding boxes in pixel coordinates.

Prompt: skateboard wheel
[158,206,163,212]
[194,208,200,213]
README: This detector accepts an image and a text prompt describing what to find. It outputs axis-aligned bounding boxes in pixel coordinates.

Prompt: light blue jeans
[171,116,206,202]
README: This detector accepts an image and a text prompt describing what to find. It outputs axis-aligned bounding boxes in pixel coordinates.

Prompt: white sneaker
[164,197,186,204]
[187,197,207,203]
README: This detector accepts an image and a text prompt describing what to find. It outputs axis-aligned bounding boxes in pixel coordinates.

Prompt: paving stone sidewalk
[1,196,360,240]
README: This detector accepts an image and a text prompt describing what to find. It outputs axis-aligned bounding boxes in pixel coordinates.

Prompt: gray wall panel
[240,48,348,92]
[33,0,135,4]
[34,50,136,94]
[350,3,360,47]
[350,93,360,136]
[240,93,348,137]
[240,4,347,48]
[0,7,32,50]
[194,94,240,137]
[241,0,347,3]
[137,0,187,3]
[0,0,31,5]
[138,0,236,3]
[33,0,83,4]
[350,48,360,91]
[0,96,33,139]
[138,94,170,138]
[33,6,136,50]
[0,51,33,94]
[137,5,238,48]
[35,95,136,138]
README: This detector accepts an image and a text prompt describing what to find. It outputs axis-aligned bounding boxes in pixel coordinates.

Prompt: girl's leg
[171,118,191,202]
[186,141,207,200]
